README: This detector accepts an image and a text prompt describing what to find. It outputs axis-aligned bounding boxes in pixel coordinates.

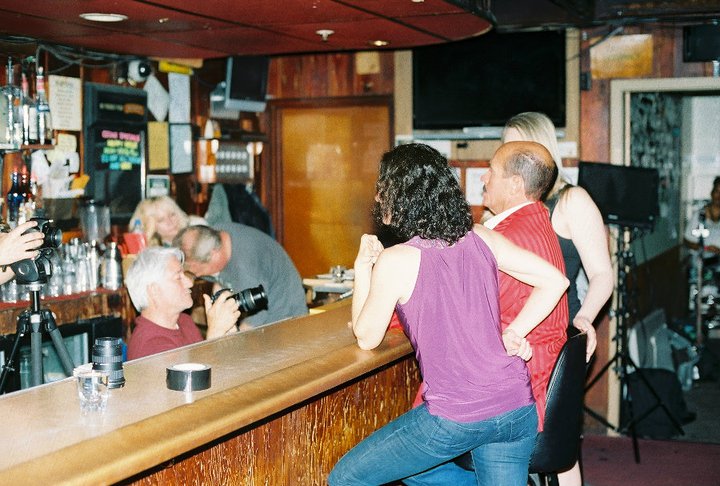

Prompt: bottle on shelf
[21,173,36,221]
[20,69,37,145]
[6,170,26,228]
[0,58,23,148]
[35,66,52,145]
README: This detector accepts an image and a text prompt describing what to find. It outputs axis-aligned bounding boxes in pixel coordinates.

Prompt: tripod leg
[30,330,43,387]
[43,310,75,377]
[0,330,25,394]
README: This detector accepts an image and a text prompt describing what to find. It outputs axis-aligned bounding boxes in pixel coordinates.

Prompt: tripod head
[8,217,62,286]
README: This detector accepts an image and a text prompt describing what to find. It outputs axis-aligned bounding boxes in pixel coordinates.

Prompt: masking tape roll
[166,363,211,392]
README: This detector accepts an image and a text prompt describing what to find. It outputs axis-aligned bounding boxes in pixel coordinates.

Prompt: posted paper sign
[465,167,487,206]
[48,75,82,131]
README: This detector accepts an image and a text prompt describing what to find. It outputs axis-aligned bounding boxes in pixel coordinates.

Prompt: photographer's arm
[0,221,44,267]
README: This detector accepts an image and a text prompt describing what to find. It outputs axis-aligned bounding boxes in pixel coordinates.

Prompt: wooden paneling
[0,288,134,337]
[268,51,394,100]
[130,356,420,485]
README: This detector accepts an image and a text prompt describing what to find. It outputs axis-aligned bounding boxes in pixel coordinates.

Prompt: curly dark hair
[374,143,473,244]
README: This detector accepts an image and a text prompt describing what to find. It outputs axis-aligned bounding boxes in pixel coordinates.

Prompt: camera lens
[42,226,62,248]
[212,285,268,315]
[92,337,125,389]
[236,285,268,314]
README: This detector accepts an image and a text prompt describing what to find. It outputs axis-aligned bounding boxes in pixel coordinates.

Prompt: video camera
[8,217,62,285]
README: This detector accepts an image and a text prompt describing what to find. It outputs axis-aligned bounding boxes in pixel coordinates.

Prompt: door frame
[604,76,720,432]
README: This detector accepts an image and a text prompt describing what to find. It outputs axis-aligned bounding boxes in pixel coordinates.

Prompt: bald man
[481,141,569,431]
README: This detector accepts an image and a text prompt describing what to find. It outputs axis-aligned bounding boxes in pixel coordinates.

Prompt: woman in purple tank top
[328,143,568,486]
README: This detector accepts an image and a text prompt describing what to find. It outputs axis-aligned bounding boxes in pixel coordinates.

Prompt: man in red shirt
[481,140,569,429]
[125,246,240,360]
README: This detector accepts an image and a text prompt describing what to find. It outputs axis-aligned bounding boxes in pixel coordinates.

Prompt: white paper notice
[465,167,487,206]
[144,74,170,122]
[48,75,82,131]
[168,72,191,123]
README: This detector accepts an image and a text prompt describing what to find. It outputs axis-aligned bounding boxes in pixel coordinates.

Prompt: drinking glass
[75,369,109,415]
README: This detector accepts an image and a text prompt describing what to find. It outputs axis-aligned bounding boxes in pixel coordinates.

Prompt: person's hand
[502,328,532,361]
[354,234,384,270]
[204,291,241,339]
[0,220,44,267]
[573,315,597,362]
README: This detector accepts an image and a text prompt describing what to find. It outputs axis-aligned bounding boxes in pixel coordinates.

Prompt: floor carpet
[582,434,720,486]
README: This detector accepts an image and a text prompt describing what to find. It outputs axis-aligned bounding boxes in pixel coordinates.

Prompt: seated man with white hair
[125,246,240,360]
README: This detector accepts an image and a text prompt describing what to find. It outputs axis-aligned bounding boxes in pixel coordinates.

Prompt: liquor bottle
[21,174,36,221]
[16,172,31,225]
[6,171,25,228]
[20,70,37,145]
[35,66,52,145]
[0,58,22,148]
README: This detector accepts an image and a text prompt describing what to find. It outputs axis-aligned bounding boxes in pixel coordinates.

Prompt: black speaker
[577,162,659,230]
[683,25,720,62]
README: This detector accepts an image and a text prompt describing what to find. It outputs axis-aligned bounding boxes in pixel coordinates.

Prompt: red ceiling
[0,0,494,59]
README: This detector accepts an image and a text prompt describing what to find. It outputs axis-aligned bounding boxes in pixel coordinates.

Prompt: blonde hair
[502,112,569,198]
[129,196,190,246]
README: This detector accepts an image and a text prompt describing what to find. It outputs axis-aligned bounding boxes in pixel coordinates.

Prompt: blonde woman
[129,196,206,247]
[503,112,614,486]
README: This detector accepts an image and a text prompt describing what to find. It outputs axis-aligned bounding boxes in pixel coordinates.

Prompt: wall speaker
[577,162,659,230]
[683,25,720,62]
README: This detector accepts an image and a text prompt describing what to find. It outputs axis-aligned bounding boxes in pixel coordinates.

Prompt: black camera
[9,217,62,285]
[25,217,62,249]
[212,284,268,315]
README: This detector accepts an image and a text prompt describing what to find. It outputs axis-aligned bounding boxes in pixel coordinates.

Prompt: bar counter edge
[0,300,421,485]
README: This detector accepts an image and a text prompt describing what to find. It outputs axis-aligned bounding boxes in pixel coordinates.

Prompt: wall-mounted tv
[224,55,270,113]
[412,30,566,136]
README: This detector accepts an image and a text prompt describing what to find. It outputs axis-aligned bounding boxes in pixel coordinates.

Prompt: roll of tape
[166,363,211,392]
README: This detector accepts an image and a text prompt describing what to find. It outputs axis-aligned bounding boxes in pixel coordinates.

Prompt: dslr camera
[8,217,62,285]
[211,284,268,315]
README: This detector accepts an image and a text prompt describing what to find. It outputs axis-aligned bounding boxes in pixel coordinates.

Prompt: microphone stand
[691,207,709,346]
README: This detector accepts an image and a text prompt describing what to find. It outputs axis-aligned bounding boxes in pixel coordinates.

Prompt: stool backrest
[529,331,588,473]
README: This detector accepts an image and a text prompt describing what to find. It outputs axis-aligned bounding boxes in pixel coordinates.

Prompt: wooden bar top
[0,301,414,485]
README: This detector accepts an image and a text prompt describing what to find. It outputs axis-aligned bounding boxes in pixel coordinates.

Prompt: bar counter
[0,300,421,485]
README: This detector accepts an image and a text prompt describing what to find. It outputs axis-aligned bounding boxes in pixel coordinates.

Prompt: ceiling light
[79,13,128,23]
[370,40,389,47]
[316,29,334,42]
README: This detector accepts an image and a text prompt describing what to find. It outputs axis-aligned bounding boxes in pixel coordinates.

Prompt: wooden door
[273,99,391,277]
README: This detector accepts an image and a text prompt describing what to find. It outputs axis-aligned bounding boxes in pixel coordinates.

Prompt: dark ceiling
[0,0,718,60]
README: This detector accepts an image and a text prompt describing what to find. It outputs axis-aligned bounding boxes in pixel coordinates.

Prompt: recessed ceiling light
[370,40,389,47]
[79,12,128,23]
[316,29,334,42]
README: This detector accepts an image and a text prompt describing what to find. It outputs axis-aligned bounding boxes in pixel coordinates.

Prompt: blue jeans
[328,403,537,486]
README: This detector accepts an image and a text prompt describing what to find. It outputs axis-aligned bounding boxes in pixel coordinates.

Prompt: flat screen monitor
[577,162,659,230]
[224,55,270,113]
[412,30,566,132]
[683,24,720,62]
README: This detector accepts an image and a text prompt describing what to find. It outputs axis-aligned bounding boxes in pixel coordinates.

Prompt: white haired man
[125,246,240,360]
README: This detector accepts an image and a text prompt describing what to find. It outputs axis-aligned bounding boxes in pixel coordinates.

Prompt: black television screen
[577,162,659,230]
[224,55,270,113]
[412,30,566,131]
[683,24,720,62]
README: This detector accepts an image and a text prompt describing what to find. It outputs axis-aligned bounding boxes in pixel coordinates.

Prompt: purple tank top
[396,231,534,422]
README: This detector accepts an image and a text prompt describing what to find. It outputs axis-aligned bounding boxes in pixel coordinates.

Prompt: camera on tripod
[211,284,268,315]
[6,217,62,286]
